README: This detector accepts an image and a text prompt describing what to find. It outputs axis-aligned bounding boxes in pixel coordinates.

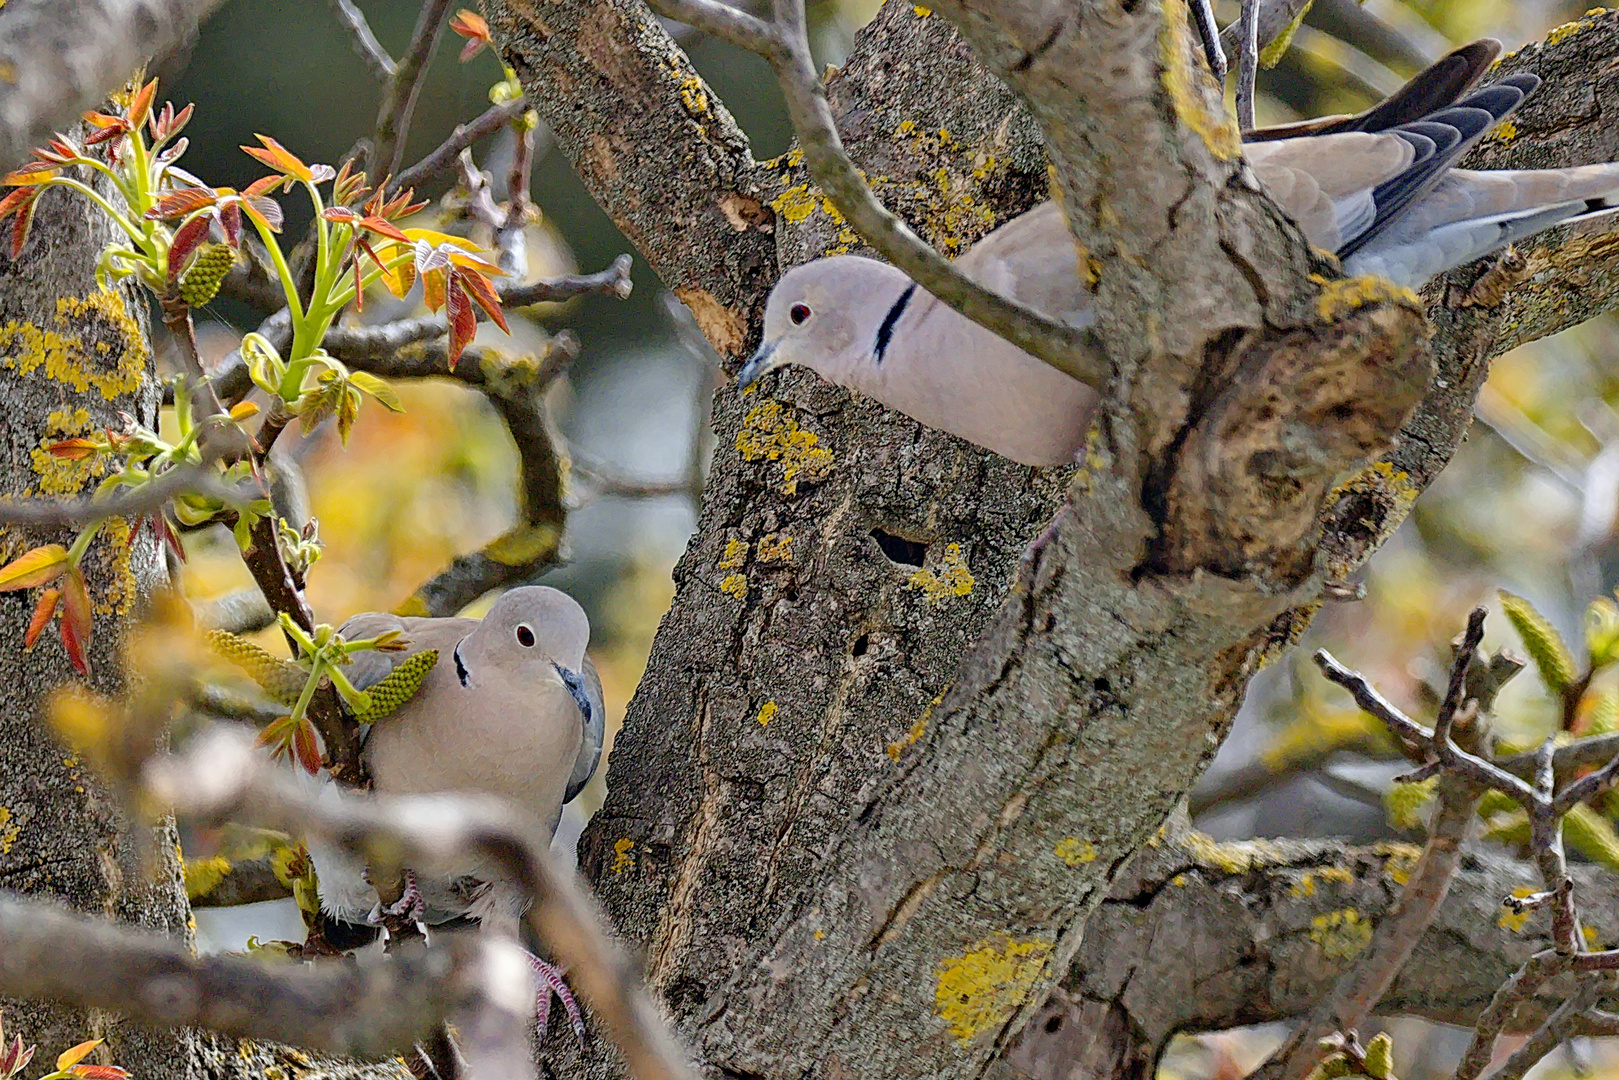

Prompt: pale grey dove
[306,584,604,1040]
[739,40,1619,466]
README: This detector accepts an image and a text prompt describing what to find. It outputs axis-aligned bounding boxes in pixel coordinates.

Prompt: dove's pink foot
[530,953,585,1045]
[368,868,426,927]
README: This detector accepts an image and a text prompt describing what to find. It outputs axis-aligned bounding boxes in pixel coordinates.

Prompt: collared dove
[306,585,604,1040]
[738,40,1619,466]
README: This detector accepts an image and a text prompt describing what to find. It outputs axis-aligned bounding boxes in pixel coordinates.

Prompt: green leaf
[348,370,403,412]
[1499,590,1578,694]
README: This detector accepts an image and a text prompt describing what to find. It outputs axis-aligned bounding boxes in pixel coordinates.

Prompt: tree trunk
[0,159,199,1078]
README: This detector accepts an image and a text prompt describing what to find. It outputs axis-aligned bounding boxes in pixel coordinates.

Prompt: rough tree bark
[485,1,1619,1078]
[0,161,200,1075]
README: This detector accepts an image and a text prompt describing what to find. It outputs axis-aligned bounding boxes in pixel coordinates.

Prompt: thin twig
[0,464,246,527]
[646,0,1101,387]
[370,0,455,180]
[570,453,692,500]
[1235,0,1261,131]
[391,100,526,193]
[326,0,396,81]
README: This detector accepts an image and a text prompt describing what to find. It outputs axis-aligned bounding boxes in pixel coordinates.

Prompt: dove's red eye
[516,625,536,648]
[789,303,812,325]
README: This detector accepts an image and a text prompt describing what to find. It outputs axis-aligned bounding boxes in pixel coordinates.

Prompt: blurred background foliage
[159,0,1619,1074]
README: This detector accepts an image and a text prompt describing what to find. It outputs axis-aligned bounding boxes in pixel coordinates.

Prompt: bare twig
[369,0,455,180]
[1292,606,1619,1080]
[150,727,698,1080]
[392,100,527,193]
[0,464,245,527]
[570,452,692,501]
[1235,0,1260,131]
[326,0,396,81]
[646,0,1101,388]
[1264,613,1490,1080]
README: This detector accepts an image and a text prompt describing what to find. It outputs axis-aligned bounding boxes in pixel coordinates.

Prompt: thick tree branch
[0,0,225,174]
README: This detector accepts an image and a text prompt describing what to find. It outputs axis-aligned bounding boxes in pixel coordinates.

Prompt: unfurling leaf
[0,544,69,590]
[45,438,102,460]
[1499,590,1577,694]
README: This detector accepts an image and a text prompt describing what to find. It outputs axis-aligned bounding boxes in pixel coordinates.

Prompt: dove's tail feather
[1344,164,1619,284]
[1247,38,1502,143]
[1338,73,1542,258]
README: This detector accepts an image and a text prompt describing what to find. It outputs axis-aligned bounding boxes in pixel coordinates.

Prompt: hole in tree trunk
[870,528,928,567]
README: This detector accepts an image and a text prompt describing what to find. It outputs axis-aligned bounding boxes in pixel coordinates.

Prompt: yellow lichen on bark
[0,291,147,401]
[934,935,1054,1043]
[1158,0,1240,161]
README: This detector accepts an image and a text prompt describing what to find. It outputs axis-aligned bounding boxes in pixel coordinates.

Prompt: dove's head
[467,585,590,672]
[737,256,914,393]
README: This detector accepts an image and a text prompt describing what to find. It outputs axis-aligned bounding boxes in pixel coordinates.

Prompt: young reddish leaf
[359,215,408,242]
[163,102,195,142]
[167,213,211,283]
[217,199,243,247]
[1,161,61,186]
[292,718,321,775]
[242,176,280,200]
[81,110,124,131]
[8,190,39,258]
[126,79,158,131]
[242,134,313,183]
[242,196,284,233]
[445,283,477,370]
[254,715,293,750]
[322,206,361,225]
[0,544,69,590]
[154,136,190,167]
[155,513,186,564]
[45,438,101,460]
[59,567,92,675]
[453,265,509,332]
[421,264,447,314]
[55,1039,102,1072]
[0,187,31,223]
[351,247,365,313]
[147,187,218,220]
[73,1065,130,1080]
[24,589,59,649]
[450,9,493,62]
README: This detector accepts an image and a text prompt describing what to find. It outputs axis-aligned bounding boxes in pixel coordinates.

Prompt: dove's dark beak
[736,341,780,388]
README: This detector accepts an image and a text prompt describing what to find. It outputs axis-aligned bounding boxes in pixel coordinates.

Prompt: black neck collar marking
[873,283,917,364]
